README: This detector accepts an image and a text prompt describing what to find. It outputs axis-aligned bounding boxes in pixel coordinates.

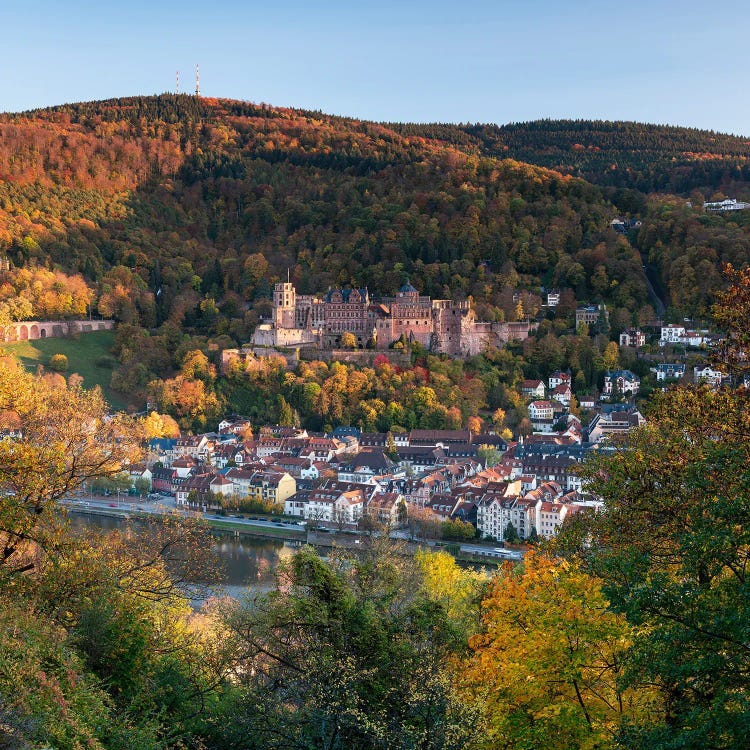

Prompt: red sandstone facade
[254,281,534,356]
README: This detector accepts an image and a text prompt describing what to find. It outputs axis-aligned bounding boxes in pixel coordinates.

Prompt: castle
[251,281,534,357]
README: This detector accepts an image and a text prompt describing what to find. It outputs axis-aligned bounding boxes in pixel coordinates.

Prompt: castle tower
[273,282,296,329]
[397,279,419,302]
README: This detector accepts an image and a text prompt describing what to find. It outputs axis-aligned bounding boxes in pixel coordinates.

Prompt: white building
[704,198,750,212]
[603,370,640,399]
[653,363,686,381]
[660,325,686,345]
[694,365,724,388]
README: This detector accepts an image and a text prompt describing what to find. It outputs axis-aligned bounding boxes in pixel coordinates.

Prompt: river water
[69,513,296,600]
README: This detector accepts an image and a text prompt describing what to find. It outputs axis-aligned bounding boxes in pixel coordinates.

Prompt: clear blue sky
[3,0,749,135]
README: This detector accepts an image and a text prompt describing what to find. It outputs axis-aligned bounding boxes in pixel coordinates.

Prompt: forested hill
[388,119,750,194]
[1,94,750,343]
[0,94,645,325]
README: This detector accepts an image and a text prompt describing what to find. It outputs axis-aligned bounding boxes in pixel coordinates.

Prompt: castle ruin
[252,281,533,357]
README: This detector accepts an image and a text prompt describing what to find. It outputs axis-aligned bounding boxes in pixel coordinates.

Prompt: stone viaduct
[0,319,114,343]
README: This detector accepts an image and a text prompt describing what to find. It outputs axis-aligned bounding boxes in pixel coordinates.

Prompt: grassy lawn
[1,330,128,410]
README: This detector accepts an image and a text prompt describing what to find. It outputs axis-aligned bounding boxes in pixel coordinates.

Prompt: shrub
[48,353,68,372]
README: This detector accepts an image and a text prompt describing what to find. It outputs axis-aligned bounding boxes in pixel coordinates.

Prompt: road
[64,497,523,559]
[641,261,667,318]
[61,496,307,534]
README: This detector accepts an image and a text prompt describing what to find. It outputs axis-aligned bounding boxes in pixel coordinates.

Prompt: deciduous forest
[3,95,750,420]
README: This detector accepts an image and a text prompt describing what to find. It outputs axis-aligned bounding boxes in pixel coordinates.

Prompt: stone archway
[19,324,29,340]
[29,324,40,339]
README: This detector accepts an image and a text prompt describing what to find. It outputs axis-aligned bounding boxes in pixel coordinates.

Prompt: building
[694,365,724,388]
[653,363,686,381]
[304,480,367,524]
[408,429,472,446]
[365,492,406,527]
[619,329,646,348]
[704,198,750,212]
[588,406,646,443]
[603,370,640,399]
[660,324,686,345]
[323,287,372,348]
[252,280,535,357]
[337,450,397,484]
[520,380,546,399]
[529,400,556,422]
[576,304,608,328]
[548,371,571,391]
[610,218,642,233]
[550,383,572,407]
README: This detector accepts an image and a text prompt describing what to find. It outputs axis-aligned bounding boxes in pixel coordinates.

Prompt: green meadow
[2,330,128,410]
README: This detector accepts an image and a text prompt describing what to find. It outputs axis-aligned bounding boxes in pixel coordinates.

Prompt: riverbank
[67,504,307,541]
[66,503,520,566]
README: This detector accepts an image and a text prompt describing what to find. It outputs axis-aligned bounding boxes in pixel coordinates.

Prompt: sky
[3,0,749,135]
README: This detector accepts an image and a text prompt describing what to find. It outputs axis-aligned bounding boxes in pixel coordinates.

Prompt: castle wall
[388,297,434,347]
[0,319,114,343]
[320,289,372,347]
[259,281,532,359]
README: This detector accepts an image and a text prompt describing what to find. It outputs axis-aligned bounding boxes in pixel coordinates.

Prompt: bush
[48,353,68,372]
[95,355,118,369]
[441,519,476,541]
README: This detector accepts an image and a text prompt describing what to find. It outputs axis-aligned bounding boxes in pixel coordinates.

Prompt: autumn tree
[0,357,141,577]
[461,551,650,750]
[141,410,181,439]
[415,548,487,636]
[148,375,222,431]
[711,262,750,378]
[48,353,68,372]
[602,340,619,371]
[491,407,506,430]
[340,331,357,350]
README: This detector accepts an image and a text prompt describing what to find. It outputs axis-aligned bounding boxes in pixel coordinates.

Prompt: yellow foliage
[459,550,653,750]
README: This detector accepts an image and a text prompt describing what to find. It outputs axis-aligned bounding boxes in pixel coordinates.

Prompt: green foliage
[48,352,68,372]
[441,518,476,541]
[236,496,283,515]
[503,521,520,544]
[562,385,750,748]
[389,118,750,193]
[220,544,480,749]
[477,445,501,467]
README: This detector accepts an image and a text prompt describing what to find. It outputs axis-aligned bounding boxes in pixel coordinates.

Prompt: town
[112,295,736,548]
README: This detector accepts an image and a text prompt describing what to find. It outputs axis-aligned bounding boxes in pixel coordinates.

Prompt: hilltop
[387,119,750,194]
[0,94,646,323]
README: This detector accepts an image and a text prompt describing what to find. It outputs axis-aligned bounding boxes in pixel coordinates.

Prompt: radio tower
[176,70,180,94]
[195,64,200,97]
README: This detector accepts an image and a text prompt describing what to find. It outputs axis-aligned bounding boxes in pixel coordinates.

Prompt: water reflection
[68,513,294,598]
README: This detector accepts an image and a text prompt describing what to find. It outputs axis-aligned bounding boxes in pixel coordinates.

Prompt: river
[69,513,296,601]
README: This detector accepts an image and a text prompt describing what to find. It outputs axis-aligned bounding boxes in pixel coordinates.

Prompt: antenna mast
[176,70,180,94]
[195,64,200,97]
